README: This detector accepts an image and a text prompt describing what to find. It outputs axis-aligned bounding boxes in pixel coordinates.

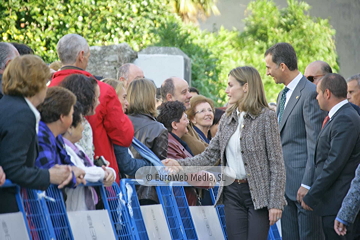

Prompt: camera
[94,156,107,167]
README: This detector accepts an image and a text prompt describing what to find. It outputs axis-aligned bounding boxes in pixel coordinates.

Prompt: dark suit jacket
[303,103,360,216]
[0,95,50,213]
[277,76,327,200]
[350,102,360,115]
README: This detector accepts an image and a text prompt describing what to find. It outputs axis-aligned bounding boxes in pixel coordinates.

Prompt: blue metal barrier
[209,186,228,239]
[121,179,193,240]
[87,181,146,240]
[44,185,74,240]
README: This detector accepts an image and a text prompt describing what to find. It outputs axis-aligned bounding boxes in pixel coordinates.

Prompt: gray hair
[0,42,18,71]
[117,63,131,80]
[57,34,89,65]
[160,77,175,101]
[347,73,360,86]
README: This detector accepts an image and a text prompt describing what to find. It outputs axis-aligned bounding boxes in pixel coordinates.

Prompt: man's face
[304,63,324,85]
[172,78,192,109]
[347,80,360,106]
[316,83,326,111]
[265,54,283,84]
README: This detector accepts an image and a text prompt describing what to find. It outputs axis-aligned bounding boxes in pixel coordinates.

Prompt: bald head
[304,61,332,85]
[118,63,144,88]
[0,42,19,73]
[161,77,192,109]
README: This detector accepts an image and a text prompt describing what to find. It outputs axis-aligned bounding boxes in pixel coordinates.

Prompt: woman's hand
[269,208,282,226]
[102,166,115,187]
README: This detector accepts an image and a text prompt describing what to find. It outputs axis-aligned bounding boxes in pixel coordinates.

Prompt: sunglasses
[306,75,324,83]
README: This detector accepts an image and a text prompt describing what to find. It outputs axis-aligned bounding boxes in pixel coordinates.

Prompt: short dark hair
[265,42,298,71]
[160,78,175,101]
[71,102,84,128]
[213,108,225,126]
[60,74,98,116]
[157,101,186,132]
[11,43,34,55]
[189,87,199,95]
[319,73,347,99]
[38,87,76,123]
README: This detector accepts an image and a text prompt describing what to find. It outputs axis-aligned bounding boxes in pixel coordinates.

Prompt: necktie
[278,87,290,123]
[322,115,330,128]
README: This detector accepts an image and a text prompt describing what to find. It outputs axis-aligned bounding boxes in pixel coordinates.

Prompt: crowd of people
[0,34,360,240]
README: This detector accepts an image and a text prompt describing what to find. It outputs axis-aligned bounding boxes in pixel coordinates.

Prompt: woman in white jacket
[63,103,116,211]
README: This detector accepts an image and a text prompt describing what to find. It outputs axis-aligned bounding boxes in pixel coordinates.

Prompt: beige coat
[178,108,287,210]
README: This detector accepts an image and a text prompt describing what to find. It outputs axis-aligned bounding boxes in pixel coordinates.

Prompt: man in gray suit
[265,42,326,239]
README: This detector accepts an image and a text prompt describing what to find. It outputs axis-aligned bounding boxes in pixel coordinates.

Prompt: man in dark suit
[302,73,360,239]
[265,42,326,239]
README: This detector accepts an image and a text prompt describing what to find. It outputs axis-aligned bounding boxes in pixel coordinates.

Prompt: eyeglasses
[195,108,214,115]
[307,75,324,83]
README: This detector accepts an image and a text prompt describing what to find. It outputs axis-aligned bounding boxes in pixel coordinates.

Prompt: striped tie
[278,87,289,123]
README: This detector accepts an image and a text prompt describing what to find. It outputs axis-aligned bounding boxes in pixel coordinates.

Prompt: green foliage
[153,0,338,104]
[0,0,338,105]
[0,0,170,63]
[237,0,338,102]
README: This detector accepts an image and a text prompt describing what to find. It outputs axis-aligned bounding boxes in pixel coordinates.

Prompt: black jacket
[0,96,50,213]
[128,113,168,159]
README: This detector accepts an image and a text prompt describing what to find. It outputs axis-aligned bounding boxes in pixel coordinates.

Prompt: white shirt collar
[286,72,303,91]
[24,97,41,134]
[328,99,348,119]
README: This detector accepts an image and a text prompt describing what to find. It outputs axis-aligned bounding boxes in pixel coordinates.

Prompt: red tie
[322,116,330,128]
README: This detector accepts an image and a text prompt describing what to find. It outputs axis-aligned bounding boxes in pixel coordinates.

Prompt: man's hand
[71,166,86,186]
[161,158,183,173]
[102,166,115,187]
[334,219,347,236]
[301,200,313,211]
[269,208,282,226]
[0,166,6,186]
[49,164,72,188]
[297,186,309,203]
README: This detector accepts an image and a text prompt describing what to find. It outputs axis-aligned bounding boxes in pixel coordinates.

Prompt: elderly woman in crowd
[0,54,72,213]
[168,66,286,239]
[157,100,204,206]
[101,78,128,113]
[35,87,86,187]
[62,102,115,211]
[187,95,215,143]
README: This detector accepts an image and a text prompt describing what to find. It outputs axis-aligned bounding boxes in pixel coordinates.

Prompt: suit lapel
[314,103,351,164]
[279,77,307,132]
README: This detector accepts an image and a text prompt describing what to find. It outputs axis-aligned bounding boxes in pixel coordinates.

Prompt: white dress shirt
[225,111,247,179]
[284,72,303,108]
[25,97,40,134]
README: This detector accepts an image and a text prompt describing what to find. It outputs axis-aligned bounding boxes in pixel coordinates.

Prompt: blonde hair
[3,55,50,97]
[226,66,268,116]
[101,78,125,95]
[127,78,157,116]
[49,61,62,71]
[187,95,215,121]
